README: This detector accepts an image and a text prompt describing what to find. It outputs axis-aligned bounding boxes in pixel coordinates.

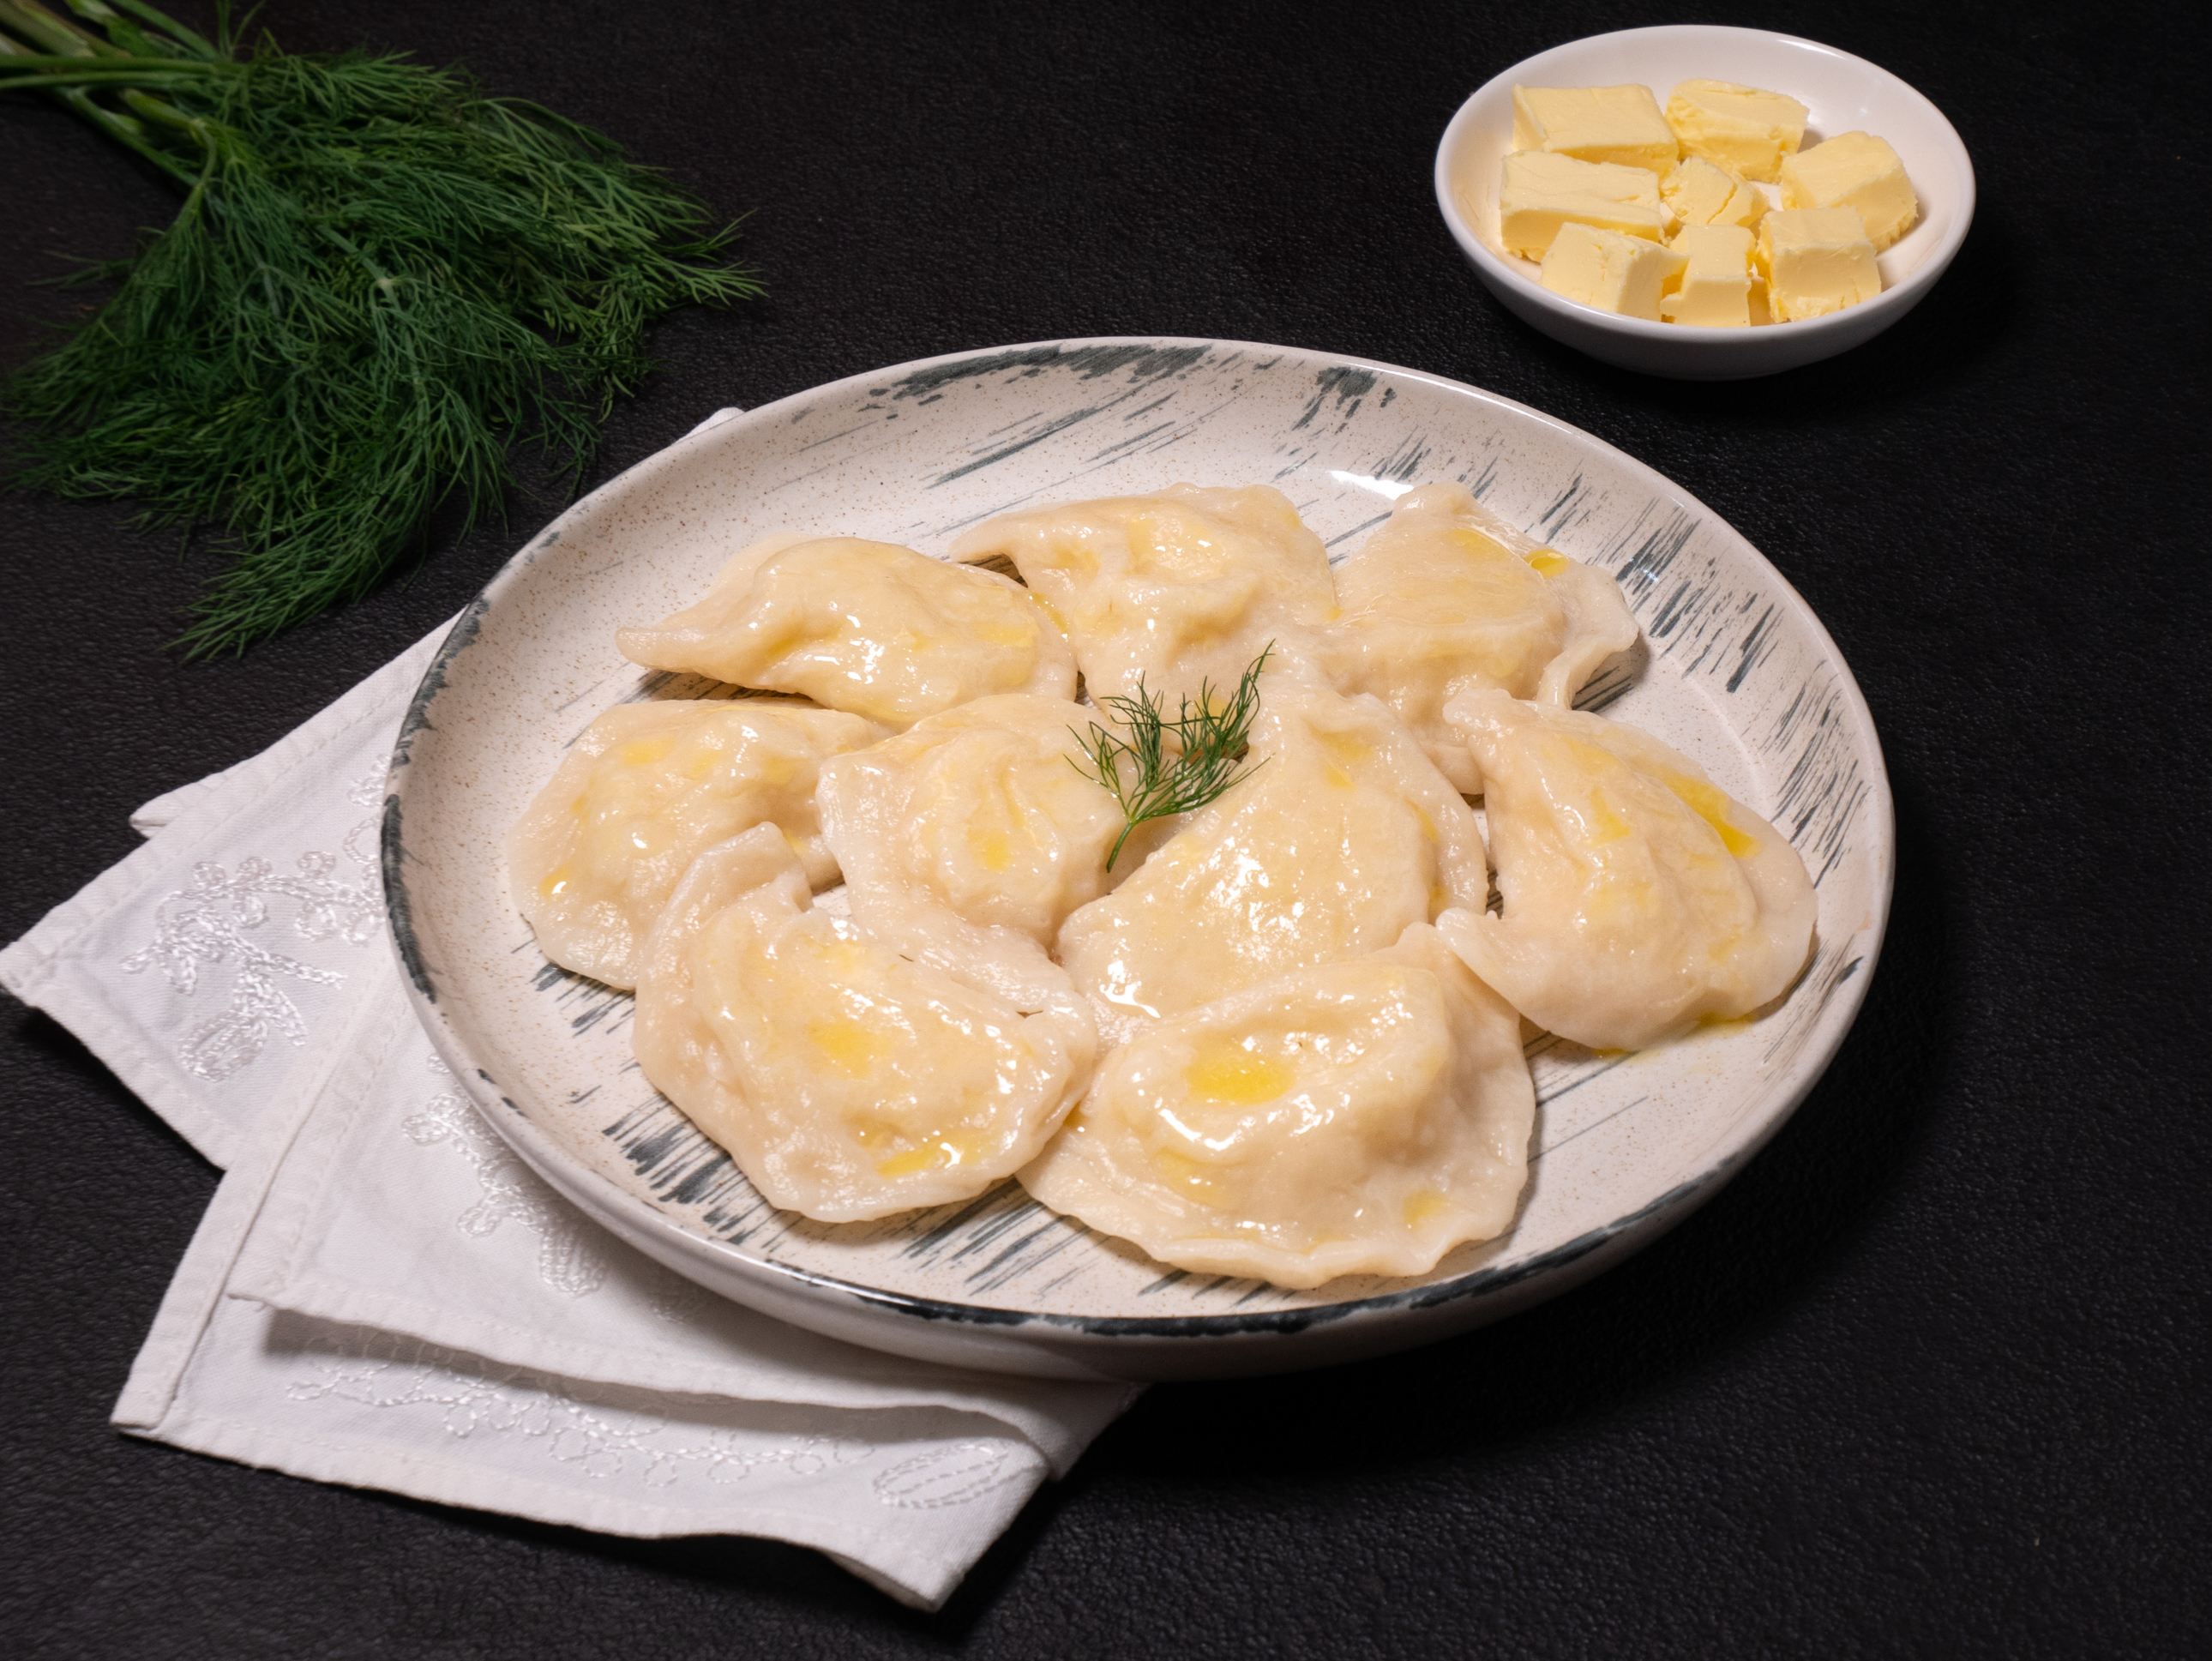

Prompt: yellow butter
[1663,79,1809,183]
[1661,223,1755,328]
[1756,208,1881,322]
[1496,149,1672,259]
[1512,83,1678,174]
[1503,149,1665,206]
[1781,130,1919,251]
[1539,221,1688,321]
[1661,154,1767,232]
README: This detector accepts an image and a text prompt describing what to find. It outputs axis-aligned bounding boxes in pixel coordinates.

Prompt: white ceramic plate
[1434,26,1975,378]
[383,338,1893,1381]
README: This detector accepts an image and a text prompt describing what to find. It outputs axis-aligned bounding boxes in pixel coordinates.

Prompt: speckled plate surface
[383,338,1892,1381]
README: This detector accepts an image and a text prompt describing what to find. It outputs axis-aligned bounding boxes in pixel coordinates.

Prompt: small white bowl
[1434,25,1975,379]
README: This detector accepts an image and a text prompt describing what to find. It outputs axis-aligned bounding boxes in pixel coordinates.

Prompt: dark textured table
[4,3,2205,1655]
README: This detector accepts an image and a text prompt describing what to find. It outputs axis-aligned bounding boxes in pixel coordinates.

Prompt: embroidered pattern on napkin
[1,443,1140,1609]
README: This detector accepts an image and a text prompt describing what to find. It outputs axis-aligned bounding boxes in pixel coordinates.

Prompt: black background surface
[3,3,2207,1657]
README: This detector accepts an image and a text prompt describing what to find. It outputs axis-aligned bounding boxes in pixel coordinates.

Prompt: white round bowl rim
[1433,25,1978,350]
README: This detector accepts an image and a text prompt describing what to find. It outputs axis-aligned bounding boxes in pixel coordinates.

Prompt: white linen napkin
[0,415,1139,1610]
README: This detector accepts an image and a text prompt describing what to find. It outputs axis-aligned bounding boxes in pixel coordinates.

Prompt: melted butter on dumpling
[630,825,805,1139]
[818,693,1135,1014]
[616,536,1077,729]
[1056,674,1490,1044]
[1435,688,1816,1050]
[1020,923,1534,1290]
[631,827,1092,1222]
[948,484,1339,709]
[1321,482,1638,791]
[504,700,879,989]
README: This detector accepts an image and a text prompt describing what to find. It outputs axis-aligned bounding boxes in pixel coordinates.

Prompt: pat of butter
[1663,79,1809,184]
[1512,83,1678,174]
[1781,130,1919,251]
[1756,208,1881,322]
[1540,221,1688,321]
[1661,154,1767,233]
[1661,223,1756,328]
[1497,150,1672,259]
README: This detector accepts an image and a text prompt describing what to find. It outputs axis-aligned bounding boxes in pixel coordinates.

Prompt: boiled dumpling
[947,484,1339,709]
[817,693,1137,1015]
[629,825,807,1142]
[1056,672,1491,1044]
[616,536,1077,728]
[1321,482,1638,791]
[1435,688,1816,1050]
[504,700,879,989]
[1020,923,1534,1290]
[631,826,1093,1222]
[1529,547,1641,710]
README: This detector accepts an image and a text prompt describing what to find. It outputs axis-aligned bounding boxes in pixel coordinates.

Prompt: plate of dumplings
[383,337,1893,1380]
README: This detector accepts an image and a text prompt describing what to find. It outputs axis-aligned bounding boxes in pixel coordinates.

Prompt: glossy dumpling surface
[504,700,879,989]
[616,537,1077,728]
[628,825,806,1145]
[947,484,1339,709]
[1435,688,1817,1050]
[632,827,1091,1221]
[1020,924,1534,1290]
[818,693,1128,1014]
[1056,674,1491,1044]
[1323,482,1638,790]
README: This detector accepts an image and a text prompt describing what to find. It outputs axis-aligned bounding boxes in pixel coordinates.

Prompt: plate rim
[382,333,1896,1351]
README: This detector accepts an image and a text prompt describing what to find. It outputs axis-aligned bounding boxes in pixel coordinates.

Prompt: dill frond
[0,1,763,654]
[1073,645,1272,870]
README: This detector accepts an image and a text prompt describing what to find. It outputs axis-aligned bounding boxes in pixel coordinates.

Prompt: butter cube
[1661,154,1767,233]
[1504,150,1668,208]
[1512,83,1679,174]
[1497,150,1672,259]
[1756,208,1881,322]
[1661,224,1756,328]
[1539,221,1688,321]
[1781,130,1919,250]
[1664,79,1809,183]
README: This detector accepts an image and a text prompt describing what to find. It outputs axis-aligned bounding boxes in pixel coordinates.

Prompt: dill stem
[117,82,204,132]
[0,52,220,70]
[0,38,194,180]
[0,71,211,97]
[0,0,109,57]
[69,0,219,60]
[62,80,195,178]
[117,85,211,186]
[1105,817,1139,874]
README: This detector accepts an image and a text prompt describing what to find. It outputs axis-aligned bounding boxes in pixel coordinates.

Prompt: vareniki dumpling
[1435,689,1816,1050]
[616,536,1077,728]
[632,827,1092,1221]
[505,699,879,989]
[1021,924,1535,1290]
[508,471,1832,1291]
[1057,673,1492,1044]
[629,825,807,1147]
[949,484,1340,709]
[1323,482,1638,791]
[817,693,1133,1015]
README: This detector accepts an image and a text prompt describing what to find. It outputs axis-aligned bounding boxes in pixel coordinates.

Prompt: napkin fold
[2,417,1138,1609]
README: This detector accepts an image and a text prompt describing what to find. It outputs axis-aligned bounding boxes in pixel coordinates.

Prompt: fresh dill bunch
[0,0,762,654]
[1073,645,1272,870]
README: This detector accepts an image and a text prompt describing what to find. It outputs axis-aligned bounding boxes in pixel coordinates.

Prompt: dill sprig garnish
[1073,645,1271,870]
[0,0,762,654]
